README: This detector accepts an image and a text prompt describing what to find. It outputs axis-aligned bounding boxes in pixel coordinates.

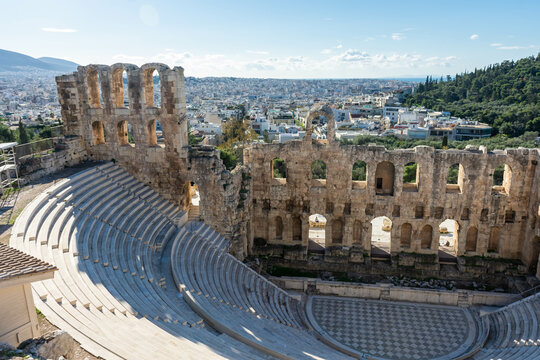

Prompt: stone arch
[292,215,302,241]
[492,164,512,194]
[370,216,392,256]
[439,219,459,257]
[304,103,335,143]
[446,163,465,193]
[375,161,394,195]
[312,159,326,180]
[488,226,500,252]
[91,121,105,145]
[274,216,283,240]
[465,226,478,252]
[272,158,286,179]
[420,224,433,249]
[353,220,362,244]
[400,223,412,248]
[141,64,169,108]
[331,218,343,244]
[111,66,129,108]
[308,214,326,251]
[86,67,102,108]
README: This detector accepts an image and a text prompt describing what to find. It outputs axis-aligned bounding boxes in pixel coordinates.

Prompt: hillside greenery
[340,132,538,151]
[403,54,540,137]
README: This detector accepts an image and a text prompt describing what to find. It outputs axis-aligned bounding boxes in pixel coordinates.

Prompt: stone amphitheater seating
[10,162,540,359]
[472,293,540,360]
[10,163,351,359]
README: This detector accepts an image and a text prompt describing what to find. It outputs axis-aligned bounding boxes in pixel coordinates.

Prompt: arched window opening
[147,120,157,146]
[152,70,161,108]
[91,121,105,145]
[353,220,362,244]
[188,182,200,221]
[156,120,164,144]
[127,121,134,145]
[274,216,283,240]
[310,115,327,142]
[488,227,500,253]
[87,68,103,108]
[400,223,412,248]
[311,160,326,180]
[112,68,129,108]
[292,216,302,241]
[352,160,367,181]
[331,218,343,244]
[142,68,160,108]
[465,226,478,252]
[403,162,419,191]
[272,158,286,179]
[446,163,464,193]
[308,214,326,253]
[375,161,394,195]
[439,219,459,260]
[371,216,392,258]
[492,164,512,194]
[420,225,433,249]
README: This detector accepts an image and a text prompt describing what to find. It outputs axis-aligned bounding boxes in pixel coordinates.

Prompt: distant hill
[404,54,540,137]
[0,49,78,73]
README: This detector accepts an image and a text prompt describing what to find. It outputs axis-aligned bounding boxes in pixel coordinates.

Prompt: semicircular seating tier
[472,293,540,360]
[10,163,353,360]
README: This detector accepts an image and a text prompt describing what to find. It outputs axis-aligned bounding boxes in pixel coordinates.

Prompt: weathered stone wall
[17,137,87,183]
[245,104,540,276]
[55,67,540,275]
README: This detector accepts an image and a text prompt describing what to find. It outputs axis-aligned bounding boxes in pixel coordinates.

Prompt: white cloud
[41,27,77,33]
[336,44,343,49]
[470,34,479,40]
[321,49,332,54]
[392,33,404,41]
[246,50,269,55]
[496,45,536,50]
[489,43,502,47]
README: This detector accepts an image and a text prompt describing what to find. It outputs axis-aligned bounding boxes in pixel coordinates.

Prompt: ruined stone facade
[56,64,540,279]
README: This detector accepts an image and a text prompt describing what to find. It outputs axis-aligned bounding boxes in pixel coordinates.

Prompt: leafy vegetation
[272,158,286,178]
[404,54,540,137]
[311,159,326,179]
[340,132,539,151]
[217,118,257,171]
[403,162,417,183]
[352,160,366,181]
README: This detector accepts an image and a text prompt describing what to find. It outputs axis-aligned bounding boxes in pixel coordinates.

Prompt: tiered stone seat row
[170,222,355,359]
[11,163,272,360]
[472,293,540,359]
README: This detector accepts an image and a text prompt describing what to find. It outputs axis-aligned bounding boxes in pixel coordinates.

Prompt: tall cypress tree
[18,120,29,144]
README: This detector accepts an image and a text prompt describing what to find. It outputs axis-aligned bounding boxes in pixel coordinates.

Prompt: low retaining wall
[270,276,518,307]
[17,137,87,183]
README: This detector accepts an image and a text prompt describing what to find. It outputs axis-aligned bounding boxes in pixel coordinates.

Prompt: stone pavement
[307,295,477,360]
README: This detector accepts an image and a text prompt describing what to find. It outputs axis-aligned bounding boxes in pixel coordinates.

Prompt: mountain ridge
[0,49,79,73]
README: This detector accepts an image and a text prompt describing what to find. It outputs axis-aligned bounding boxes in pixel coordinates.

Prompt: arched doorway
[371,216,392,259]
[308,214,326,254]
[439,219,458,263]
[188,182,200,221]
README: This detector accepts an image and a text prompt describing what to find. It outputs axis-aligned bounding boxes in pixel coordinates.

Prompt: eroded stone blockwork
[245,104,540,277]
[57,66,540,276]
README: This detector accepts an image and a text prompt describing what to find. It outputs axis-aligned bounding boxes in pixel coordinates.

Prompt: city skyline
[2,0,539,78]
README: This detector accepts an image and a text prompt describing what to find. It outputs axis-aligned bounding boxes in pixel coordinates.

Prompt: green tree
[18,120,29,144]
[403,163,417,183]
[272,158,286,178]
[311,160,326,179]
[219,147,238,171]
[352,161,366,181]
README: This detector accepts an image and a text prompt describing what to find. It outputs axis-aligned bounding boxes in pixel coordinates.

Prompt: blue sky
[2,0,539,78]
